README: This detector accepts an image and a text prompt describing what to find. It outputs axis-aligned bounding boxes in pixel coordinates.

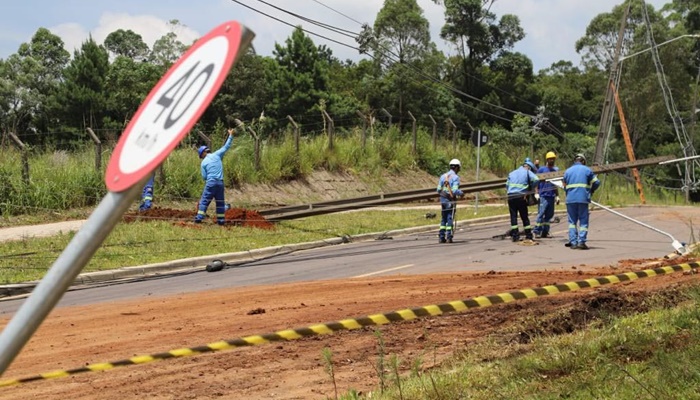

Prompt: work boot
[564,242,573,247]
[509,229,519,242]
[540,232,551,238]
[576,243,589,250]
[447,237,453,243]
[439,238,447,244]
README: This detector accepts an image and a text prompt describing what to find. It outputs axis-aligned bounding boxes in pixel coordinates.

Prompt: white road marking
[353,264,414,278]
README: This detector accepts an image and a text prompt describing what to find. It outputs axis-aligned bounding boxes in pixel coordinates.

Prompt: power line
[307,0,363,26]
[256,0,359,37]
[303,0,543,112]
[233,0,527,123]
[229,0,359,51]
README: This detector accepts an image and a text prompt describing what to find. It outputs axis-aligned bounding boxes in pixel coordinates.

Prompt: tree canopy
[0,0,697,191]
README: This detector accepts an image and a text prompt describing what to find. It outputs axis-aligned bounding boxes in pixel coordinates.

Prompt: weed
[322,347,338,400]
[373,330,387,393]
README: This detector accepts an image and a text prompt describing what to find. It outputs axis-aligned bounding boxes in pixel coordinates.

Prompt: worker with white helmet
[436,158,464,243]
[562,153,600,250]
[505,158,540,242]
[532,151,560,238]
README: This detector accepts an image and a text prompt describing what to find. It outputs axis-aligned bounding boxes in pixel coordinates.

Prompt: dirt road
[0,255,696,399]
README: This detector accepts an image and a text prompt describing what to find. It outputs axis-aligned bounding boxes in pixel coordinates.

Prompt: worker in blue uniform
[532,151,560,238]
[506,158,539,242]
[436,159,464,243]
[562,153,600,250]
[195,129,235,225]
[139,174,155,212]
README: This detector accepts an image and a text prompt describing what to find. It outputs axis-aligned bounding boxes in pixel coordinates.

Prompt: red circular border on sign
[105,21,243,192]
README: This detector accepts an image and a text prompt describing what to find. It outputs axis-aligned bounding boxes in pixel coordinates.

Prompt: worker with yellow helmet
[532,151,560,238]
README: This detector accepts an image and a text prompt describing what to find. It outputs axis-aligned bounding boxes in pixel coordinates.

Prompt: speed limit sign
[106,21,254,192]
[0,21,255,377]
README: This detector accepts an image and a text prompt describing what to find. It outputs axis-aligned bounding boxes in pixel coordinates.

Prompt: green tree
[205,47,275,126]
[150,20,189,72]
[104,56,161,127]
[269,27,331,129]
[0,28,69,138]
[55,37,110,134]
[371,0,434,127]
[532,61,604,135]
[432,0,525,125]
[433,0,524,80]
[575,2,665,70]
[104,29,150,61]
[484,51,536,123]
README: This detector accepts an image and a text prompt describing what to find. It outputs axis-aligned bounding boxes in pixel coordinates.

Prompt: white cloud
[51,12,201,55]
[4,0,674,71]
[490,0,668,70]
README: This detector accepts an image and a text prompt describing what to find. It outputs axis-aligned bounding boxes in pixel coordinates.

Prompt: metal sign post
[475,129,482,214]
[471,129,488,214]
[0,21,254,376]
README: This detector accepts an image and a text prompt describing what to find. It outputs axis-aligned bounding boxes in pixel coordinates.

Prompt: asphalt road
[0,205,697,315]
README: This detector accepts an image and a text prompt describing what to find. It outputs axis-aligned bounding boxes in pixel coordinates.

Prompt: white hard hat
[449,158,461,167]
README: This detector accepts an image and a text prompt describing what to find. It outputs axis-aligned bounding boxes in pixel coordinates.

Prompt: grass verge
[0,205,510,284]
[345,283,700,399]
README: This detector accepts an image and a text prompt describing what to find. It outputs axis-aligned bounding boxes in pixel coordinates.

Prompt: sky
[0,0,668,72]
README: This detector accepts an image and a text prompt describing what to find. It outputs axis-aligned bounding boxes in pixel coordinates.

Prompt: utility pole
[531,105,547,160]
[593,2,630,165]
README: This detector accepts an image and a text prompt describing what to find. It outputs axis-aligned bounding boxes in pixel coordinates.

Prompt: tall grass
[0,127,474,216]
[0,127,689,218]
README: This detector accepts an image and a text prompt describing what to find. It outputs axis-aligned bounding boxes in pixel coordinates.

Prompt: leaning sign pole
[0,21,254,376]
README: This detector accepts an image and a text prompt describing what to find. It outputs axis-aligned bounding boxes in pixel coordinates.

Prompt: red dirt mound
[223,208,274,229]
[123,207,274,229]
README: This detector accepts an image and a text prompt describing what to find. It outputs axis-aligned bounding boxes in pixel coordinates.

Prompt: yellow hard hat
[545,151,556,160]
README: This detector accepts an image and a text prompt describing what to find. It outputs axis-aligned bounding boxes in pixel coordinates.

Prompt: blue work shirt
[536,165,559,198]
[506,166,539,196]
[437,169,463,202]
[201,135,233,183]
[563,162,600,204]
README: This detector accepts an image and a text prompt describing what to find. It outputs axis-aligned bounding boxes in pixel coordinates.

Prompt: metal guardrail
[258,155,674,221]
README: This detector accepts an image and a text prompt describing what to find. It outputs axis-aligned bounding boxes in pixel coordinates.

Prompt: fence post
[197,131,212,149]
[380,108,392,129]
[445,119,451,151]
[322,110,334,151]
[286,115,299,156]
[85,128,102,173]
[234,119,260,171]
[448,118,457,152]
[8,132,29,185]
[428,115,437,151]
[247,127,261,171]
[407,111,417,153]
[356,110,368,149]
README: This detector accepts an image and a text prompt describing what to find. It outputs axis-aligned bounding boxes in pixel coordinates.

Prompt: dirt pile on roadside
[122,207,274,229]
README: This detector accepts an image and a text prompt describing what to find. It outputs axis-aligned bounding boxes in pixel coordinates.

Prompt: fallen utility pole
[260,155,674,221]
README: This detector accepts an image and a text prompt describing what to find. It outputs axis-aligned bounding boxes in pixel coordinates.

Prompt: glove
[534,193,540,201]
[555,196,560,205]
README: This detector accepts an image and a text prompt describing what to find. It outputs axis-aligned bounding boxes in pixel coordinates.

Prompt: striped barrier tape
[1,261,697,387]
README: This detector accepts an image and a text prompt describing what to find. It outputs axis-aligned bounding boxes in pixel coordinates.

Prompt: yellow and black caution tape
[2,261,697,387]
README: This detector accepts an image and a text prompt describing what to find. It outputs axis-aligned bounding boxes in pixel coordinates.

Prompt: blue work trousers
[566,203,590,246]
[533,196,555,235]
[439,200,456,240]
[196,180,226,224]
